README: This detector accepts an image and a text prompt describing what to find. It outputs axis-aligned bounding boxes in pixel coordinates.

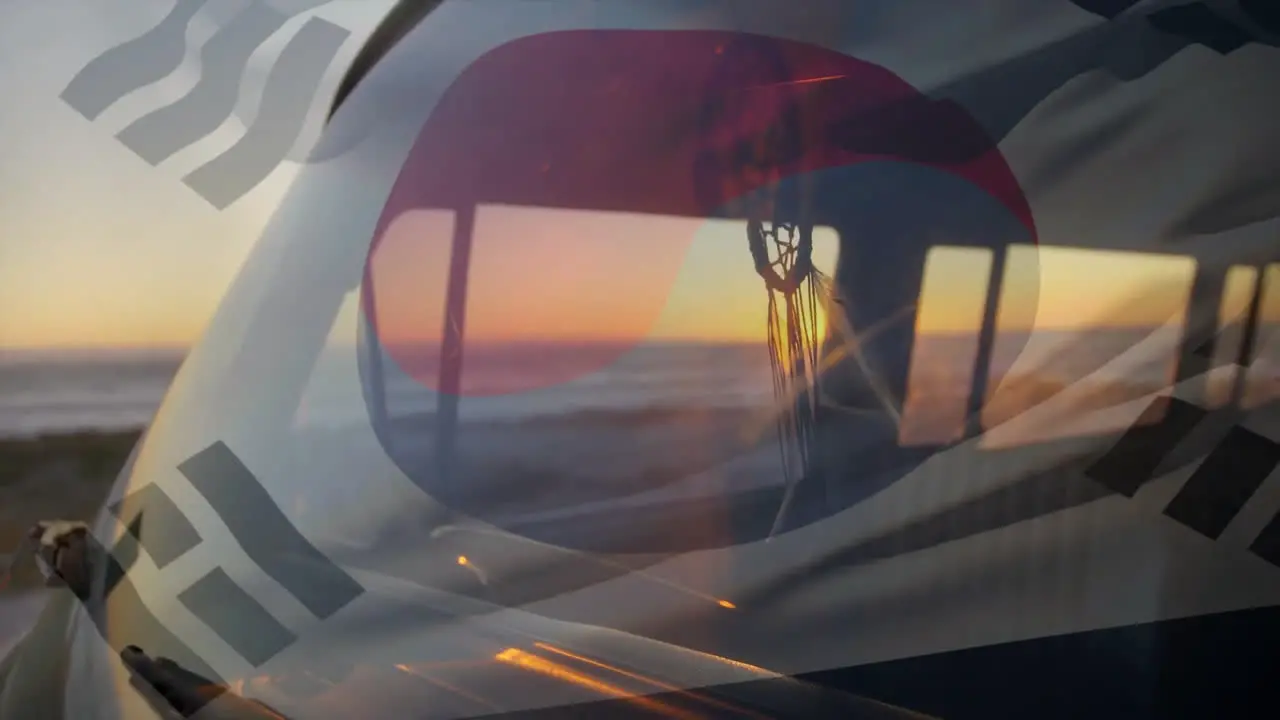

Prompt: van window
[980,245,1196,448]
[898,246,994,446]
[1243,264,1279,410]
[1206,265,1262,408]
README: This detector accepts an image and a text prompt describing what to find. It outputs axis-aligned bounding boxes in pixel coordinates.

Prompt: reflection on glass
[1206,265,1260,408]
[362,206,839,521]
[898,247,993,446]
[365,209,456,352]
[982,245,1195,448]
[368,206,838,394]
[1243,264,1279,410]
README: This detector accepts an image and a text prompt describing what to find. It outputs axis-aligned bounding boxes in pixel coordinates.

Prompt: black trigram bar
[102,515,144,602]
[59,0,207,121]
[183,17,350,209]
[178,442,365,619]
[1147,3,1256,55]
[86,532,227,687]
[109,484,203,569]
[1163,425,1280,540]
[1067,0,1143,19]
[1085,397,1207,497]
[177,568,298,667]
[115,2,300,166]
[1250,510,1280,569]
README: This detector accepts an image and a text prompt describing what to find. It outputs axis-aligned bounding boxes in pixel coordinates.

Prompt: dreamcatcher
[694,38,832,537]
[749,216,829,535]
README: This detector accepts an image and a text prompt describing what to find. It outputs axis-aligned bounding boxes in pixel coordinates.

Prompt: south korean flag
[29,2,1280,719]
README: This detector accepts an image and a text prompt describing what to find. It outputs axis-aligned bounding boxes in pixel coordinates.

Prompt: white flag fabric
[2,2,1278,719]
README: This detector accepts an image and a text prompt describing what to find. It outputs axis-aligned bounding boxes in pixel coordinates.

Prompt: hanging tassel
[748,220,827,537]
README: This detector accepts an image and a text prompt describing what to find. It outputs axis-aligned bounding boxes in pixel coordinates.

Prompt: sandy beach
[0,429,138,591]
[0,430,137,669]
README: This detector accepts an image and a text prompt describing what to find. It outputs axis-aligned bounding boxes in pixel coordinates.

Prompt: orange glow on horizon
[9,196,1280,352]
[994,245,1197,332]
[0,316,202,351]
[369,207,842,349]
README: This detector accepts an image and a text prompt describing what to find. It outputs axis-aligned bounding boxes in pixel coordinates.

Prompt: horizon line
[0,321,1240,354]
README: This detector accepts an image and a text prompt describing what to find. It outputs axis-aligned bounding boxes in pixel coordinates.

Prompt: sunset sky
[366,207,843,348]
[0,1,1275,353]
[0,0,392,350]
[6,192,1279,351]
[364,205,1269,350]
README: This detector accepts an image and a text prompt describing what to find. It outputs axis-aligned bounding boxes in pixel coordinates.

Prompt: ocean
[0,325,1211,441]
[0,348,185,439]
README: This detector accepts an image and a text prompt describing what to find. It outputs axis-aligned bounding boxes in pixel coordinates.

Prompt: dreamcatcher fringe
[765,268,827,535]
